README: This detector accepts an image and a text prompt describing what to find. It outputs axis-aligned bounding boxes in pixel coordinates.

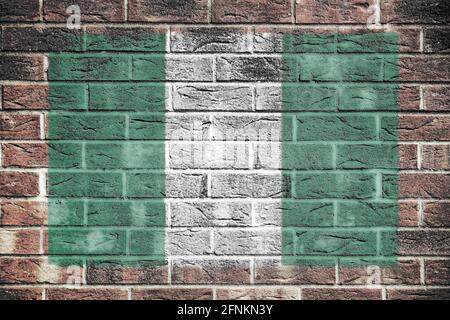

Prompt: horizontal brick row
[0,256,448,286]
[3,199,441,228]
[4,0,448,24]
[4,84,449,112]
[2,54,449,83]
[0,26,435,53]
[1,227,445,256]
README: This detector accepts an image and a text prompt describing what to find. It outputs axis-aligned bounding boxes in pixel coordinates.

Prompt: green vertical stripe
[281,32,400,267]
[47,32,167,267]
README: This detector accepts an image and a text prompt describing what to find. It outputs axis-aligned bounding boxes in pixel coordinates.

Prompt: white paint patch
[0,230,17,254]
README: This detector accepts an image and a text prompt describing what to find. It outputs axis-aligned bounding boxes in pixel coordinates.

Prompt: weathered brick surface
[0,0,40,22]
[128,0,208,23]
[44,0,125,22]
[46,288,128,300]
[1,0,449,302]
[212,0,293,23]
[0,288,42,300]
[216,288,298,300]
[302,288,382,300]
[2,85,49,110]
[423,202,450,227]
[2,143,48,167]
[132,288,213,300]
[0,201,47,226]
[381,0,450,24]
[425,259,450,285]
[0,55,46,80]
[297,0,377,24]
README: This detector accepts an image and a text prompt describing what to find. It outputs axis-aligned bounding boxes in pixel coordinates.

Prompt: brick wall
[0,0,449,300]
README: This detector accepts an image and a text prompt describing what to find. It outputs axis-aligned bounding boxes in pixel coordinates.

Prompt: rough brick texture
[0,0,449,301]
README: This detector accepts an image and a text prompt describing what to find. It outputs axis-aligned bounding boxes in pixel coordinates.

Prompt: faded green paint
[281,32,400,267]
[47,33,167,266]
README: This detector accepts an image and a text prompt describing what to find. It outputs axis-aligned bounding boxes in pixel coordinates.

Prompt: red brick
[399,173,450,199]
[302,288,382,300]
[216,288,298,300]
[0,55,45,81]
[387,288,450,300]
[422,145,450,170]
[0,229,40,254]
[0,257,78,284]
[0,114,40,140]
[213,0,292,23]
[86,261,168,284]
[296,0,376,24]
[132,288,213,300]
[0,0,40,22]
[397,230,450,255]
[399,85,420,110]
[424,202,450,227]
[339,259,421,285]
[0,172,40,197]
[425,259,450,285]
[128,0,208,23]
[399,201,419,227]
[254,259,335,284]
[423,86,450,111]
[0,201,47,226]
[399,56,450,82]
[44,0,125,22]
[399,144,418,169]
[399,116,450,141]
[2,143,48,168]
[2,85,49,110]
[0,288,42,300]
[172,259,250,284]
[46,288,128,300]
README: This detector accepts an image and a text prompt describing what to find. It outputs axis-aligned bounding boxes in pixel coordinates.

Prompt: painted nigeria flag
[47,29,400,269]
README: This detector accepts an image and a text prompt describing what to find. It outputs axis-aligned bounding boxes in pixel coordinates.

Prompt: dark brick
[46,288,128,300]
[86,259,168,284]
[424,202,450,227]
[132,288,213,300]
[381,0,450,24]
[128,0,208,23]
[425,259,450,285]
[0,0,40,22]
[0,55,45,81]
[213,0,292,23]
[303,288,382,300]
[0,288,41,300]
[2,27,84,52]
[424,28,450,53]
[397,57,450,82]
[388,289,450,300]
[44,0,125,22]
